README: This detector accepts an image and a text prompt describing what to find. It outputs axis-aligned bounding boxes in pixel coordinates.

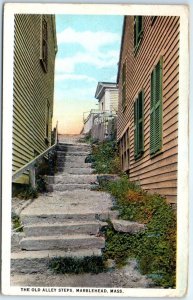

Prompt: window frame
[134,90,144,160]
[150,57,163,156]
[151,16,157,25]
[121,62,126,111]
[134,16,143,55]
[120,128,130,172]
[40,15,48,73]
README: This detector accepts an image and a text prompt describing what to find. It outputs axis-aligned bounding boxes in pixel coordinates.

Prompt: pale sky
[53,15,123,134]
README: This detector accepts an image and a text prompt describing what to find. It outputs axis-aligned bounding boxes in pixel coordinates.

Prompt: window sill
[150,149,163,159]
[134,151,144,161]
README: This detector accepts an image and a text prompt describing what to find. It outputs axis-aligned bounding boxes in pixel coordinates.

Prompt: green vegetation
[78,133,93,144]
[13,185,38,200]
[90,140,122,174]
[12,152,58,199]
[49,256,106,274]
[101,175,176,288]
[12,215,23,232]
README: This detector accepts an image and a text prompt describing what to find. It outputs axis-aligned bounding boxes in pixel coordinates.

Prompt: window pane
[138,16,143,35]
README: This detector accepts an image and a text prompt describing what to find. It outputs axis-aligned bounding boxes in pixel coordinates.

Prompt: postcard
[1,3,189,297]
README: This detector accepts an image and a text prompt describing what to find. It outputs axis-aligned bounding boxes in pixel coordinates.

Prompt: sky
[52,14,123,134]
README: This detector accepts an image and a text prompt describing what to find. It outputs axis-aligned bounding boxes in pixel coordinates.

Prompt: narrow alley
[11,134,151,288]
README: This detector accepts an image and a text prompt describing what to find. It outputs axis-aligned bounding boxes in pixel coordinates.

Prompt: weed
[91,140,121,174]
[12,215,23,232]
[49,256,106,274]
[16,185,38,200]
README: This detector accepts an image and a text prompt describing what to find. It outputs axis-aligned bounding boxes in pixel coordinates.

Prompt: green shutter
[134,90,144,159]
[150,71,155,154]
[138,90,144,153]
[122,63,126,108]
[154,58,163,152]
[150,58,163,155]
[134,100,138,157]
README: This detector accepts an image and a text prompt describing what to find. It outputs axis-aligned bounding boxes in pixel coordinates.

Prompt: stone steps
[57,156,88,165]
[47,183,94,192]
[11,249,102,274]
[20,211,115,225]
[20,234,105,251]
[60,168,93,175]
[57,144,90,152]
[11,136,115,276]
[46,174,97,184]
[59,162,92,169]
[23,221,107,236]
[57,151,89,157]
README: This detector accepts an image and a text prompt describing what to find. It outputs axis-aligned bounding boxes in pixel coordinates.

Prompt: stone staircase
[11,141,116,275]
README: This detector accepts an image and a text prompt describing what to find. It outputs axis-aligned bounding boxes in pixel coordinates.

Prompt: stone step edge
[57,151,89,154]
[46,174,97,178]
[11,248,102,260]
[20,234,105,241]
[57,143,91,148]
[24,221,108,229]
[20,211,117,221]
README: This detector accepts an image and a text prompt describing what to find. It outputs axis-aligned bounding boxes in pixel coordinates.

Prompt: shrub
[91,140,121,174]
[102,175,177,288]
[15,185,38,200]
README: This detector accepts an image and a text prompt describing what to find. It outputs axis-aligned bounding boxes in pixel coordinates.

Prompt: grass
[49,256,106,274]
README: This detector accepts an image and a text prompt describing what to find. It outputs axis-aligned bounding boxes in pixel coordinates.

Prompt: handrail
[12,121,58,182]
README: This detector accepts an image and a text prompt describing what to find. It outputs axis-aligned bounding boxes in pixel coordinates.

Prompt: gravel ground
[11,260,153,288]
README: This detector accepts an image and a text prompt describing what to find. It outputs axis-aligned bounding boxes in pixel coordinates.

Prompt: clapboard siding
[12,15,57,181]
[117,16,179,203]
[110,89,119,112]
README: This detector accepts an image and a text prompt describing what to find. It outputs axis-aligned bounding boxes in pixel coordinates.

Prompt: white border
[1,3,189,297]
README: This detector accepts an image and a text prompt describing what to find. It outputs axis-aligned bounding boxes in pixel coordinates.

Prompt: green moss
[49,256,106,274]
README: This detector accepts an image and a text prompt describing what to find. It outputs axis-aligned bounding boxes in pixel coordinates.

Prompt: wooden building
[117,16,179,204]
[95,82,118,113]
[13,14,57,183]
[83,82,118,141]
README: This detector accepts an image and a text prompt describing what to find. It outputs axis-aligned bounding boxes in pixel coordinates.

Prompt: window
[134,90,144,159]
[120,128,130,172]
[40,16,48,72]
[122,63,126,109]
[150,58,163,155]
[134,16,143,53]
